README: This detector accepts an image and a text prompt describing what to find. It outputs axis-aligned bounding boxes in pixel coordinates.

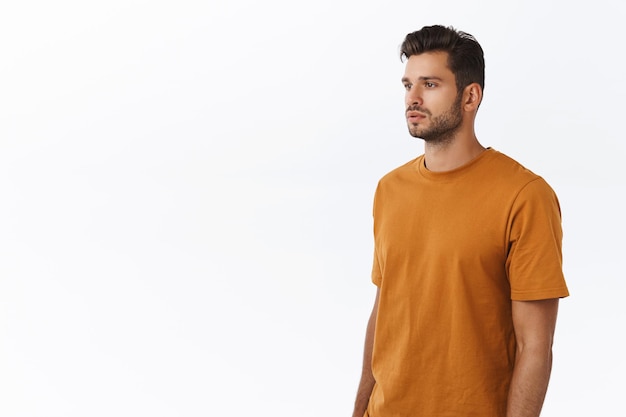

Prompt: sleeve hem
[372,276,382,287]
[511,287,570,301]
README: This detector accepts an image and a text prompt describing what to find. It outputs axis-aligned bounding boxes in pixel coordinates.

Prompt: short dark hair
[400,25,485,94]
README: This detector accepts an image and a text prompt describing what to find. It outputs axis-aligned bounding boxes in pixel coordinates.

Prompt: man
[352,25,569,417]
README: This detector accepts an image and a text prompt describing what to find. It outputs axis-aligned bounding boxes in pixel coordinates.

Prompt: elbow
[515,340,554,370]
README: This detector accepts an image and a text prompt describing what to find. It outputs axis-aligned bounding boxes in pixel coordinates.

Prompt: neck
[423,128,485,172]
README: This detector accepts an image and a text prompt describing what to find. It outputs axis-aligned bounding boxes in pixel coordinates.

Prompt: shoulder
[377,155,423,187]
[485,149,554,193]
[487,150,538,179]
[487,151,563,218]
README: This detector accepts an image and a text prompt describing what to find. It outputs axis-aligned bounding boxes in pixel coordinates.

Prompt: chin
[408,128,426,139]
[408,126,423,137]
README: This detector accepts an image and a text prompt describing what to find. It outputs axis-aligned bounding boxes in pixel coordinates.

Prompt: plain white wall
[0,0,624,415]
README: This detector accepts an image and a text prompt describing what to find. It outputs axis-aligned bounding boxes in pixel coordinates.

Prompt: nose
[406,85,422,107]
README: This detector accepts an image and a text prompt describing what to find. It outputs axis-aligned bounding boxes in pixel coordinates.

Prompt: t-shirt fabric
[367,148,569,417]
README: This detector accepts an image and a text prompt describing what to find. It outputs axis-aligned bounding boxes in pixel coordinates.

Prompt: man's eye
[425,82,436,88]
[403,84,412,91]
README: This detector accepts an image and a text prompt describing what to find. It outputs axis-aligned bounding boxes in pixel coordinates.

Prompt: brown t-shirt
[368,148,569,417]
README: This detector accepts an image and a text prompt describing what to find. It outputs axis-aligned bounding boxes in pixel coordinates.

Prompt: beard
[407,93,463,145]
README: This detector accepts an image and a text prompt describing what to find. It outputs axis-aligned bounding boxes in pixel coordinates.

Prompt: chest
[373,182,512,268]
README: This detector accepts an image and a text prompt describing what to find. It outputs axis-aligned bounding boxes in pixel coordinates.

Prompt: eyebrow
[401,76,444,83]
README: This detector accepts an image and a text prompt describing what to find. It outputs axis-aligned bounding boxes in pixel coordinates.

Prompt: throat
[424,140,486,172]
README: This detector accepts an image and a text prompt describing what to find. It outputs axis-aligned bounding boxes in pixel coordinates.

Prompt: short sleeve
[506,178,570,300]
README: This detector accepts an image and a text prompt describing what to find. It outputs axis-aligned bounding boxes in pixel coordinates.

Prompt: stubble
[407,93,463,146]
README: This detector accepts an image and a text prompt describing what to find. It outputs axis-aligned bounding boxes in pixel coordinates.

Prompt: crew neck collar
[416,147,496,181]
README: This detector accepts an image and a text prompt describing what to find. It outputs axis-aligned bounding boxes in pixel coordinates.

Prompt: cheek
[427,92,456,109]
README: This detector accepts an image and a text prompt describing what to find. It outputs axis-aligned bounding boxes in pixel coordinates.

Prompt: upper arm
[511,298,560,352]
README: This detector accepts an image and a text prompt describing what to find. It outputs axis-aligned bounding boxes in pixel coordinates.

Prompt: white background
[0,1,624,416]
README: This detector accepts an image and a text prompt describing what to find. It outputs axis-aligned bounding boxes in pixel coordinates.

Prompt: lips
[406,111,426,123]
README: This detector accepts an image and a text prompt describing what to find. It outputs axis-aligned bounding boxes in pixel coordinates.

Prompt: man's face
[402,52,462,144]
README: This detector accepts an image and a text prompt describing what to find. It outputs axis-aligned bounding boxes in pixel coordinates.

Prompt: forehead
[403,51,454,79]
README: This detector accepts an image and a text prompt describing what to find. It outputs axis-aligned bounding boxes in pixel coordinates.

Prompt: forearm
[352,369,375,417]
[352,299,377,417]
[506,347,553,417]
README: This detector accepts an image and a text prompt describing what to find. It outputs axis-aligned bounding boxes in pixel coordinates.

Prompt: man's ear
[463,83,483,111]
